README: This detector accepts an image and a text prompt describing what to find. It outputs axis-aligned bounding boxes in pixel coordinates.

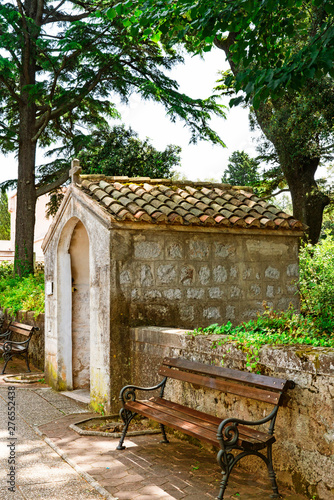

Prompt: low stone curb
[34,425,118,500]
[3,372,45,384]
[69,414,161,438]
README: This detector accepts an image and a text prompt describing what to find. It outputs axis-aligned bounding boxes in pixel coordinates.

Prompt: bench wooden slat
[8,322,37,337]
[8,326,32,336]
[162,357,288,392]
[159,366,281,405]
[10,322,34,332]
[152,397,272,444]
[125,399,274,451]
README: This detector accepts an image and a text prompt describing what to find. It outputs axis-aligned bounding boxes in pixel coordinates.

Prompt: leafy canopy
[109,0,334,106]
[44,124,181,216]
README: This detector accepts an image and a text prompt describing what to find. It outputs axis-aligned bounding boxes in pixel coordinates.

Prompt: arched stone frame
[56,216,81,390]
[44,191,112,410]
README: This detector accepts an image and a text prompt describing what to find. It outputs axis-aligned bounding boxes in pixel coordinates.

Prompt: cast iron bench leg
[117,408,137,450]
[267,444,281,498]
[159,423,169,444]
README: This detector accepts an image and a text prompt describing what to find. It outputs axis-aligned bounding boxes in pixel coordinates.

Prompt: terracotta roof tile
[78,176,305,231]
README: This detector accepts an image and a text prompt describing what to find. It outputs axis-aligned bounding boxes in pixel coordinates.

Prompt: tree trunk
[218,40,330,244]
[15,103,37,275]
[14,0,38,275]
[283,159,329,244]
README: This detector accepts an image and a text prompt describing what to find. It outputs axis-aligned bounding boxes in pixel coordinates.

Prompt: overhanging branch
[36,169,70,198]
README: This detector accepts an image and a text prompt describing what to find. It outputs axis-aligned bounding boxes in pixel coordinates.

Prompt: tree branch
[262,188,290,199]
[0,76,22,103]
[48,66,106,121]
[36,170,70,198]
[42,12,92,24]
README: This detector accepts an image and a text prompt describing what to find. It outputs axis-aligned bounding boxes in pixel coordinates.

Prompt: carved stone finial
[69,159,82,184]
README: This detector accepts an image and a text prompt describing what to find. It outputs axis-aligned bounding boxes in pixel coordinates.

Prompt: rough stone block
[229,266,238,278]
[188,240,209,260]
[120,269,131,284]
[213,265,227,283]
[144,289,162,300]
[214,242,236,259]
[163,289,182,300]
[179,305,195,322]
[225,305,235,320]
[287,263,299,277]
[134,241,162,259]
[250,284,261,296]
[230,286,241,298]
[265,266,280,280]
[166,241,183,259]
[186,288,205,300]
[208,287,223,299]
[203,307,221,320]
[140,264,154,287]
[157,264,177,284]
[180,265,195,285]
[198,266,210,285]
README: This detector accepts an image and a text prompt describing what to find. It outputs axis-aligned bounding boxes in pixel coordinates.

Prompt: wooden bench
[117,357,295,499]
[0,321,39,374]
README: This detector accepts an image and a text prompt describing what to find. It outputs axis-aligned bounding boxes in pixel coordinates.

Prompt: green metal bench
[0,321,39,374]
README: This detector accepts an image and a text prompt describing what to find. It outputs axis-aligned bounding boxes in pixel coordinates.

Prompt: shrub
[299,233,334,334]
[0,263,44,316]
[191,306,334,371]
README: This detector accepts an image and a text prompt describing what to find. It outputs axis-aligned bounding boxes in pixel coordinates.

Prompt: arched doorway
[69,221,90,389]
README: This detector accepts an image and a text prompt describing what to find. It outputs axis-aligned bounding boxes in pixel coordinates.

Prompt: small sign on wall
[45,281,53,296]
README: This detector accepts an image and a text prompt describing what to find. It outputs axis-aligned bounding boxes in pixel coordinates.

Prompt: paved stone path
[39,412,308,500]
[0,360,308,500]
[0,384,106,500]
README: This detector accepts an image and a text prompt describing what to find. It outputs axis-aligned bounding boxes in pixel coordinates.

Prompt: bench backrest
[159,357,292,406]
[8,322,38,337]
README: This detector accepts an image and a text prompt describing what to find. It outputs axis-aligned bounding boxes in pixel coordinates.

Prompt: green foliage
[191,306,334,372]
[0,191,10,240]
[0,263,44,317]
[79,125,181,178]
[114,0,334,104]
[115,0,334,243]
[44,124,181,216]
[221,151,261,186]
[299,233,334,332]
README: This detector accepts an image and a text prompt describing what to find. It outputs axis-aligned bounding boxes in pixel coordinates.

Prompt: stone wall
[0,308,45,370]
[113,228,300,329]
[130,326,334,500]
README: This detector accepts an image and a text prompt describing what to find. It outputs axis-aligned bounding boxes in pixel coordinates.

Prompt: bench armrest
[2,339,31,352]
[217,407,278,449]
[119,378,167,406]
[0,330,11,340]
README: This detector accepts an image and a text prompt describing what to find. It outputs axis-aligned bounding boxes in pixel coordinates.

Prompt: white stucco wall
[43,186,113,411]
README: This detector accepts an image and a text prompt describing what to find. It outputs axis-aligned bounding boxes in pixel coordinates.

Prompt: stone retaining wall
[130,326,334,500]
[0,308,45,371]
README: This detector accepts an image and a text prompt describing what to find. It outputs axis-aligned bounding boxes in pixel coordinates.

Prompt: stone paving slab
[39,413,308,500]
[0,374,109,500]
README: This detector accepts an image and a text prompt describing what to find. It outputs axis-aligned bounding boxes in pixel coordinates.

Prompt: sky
[0,47,261,186]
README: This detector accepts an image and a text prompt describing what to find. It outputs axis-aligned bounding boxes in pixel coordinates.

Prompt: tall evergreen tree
[0,1,224,274]
[222,151,260,186]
